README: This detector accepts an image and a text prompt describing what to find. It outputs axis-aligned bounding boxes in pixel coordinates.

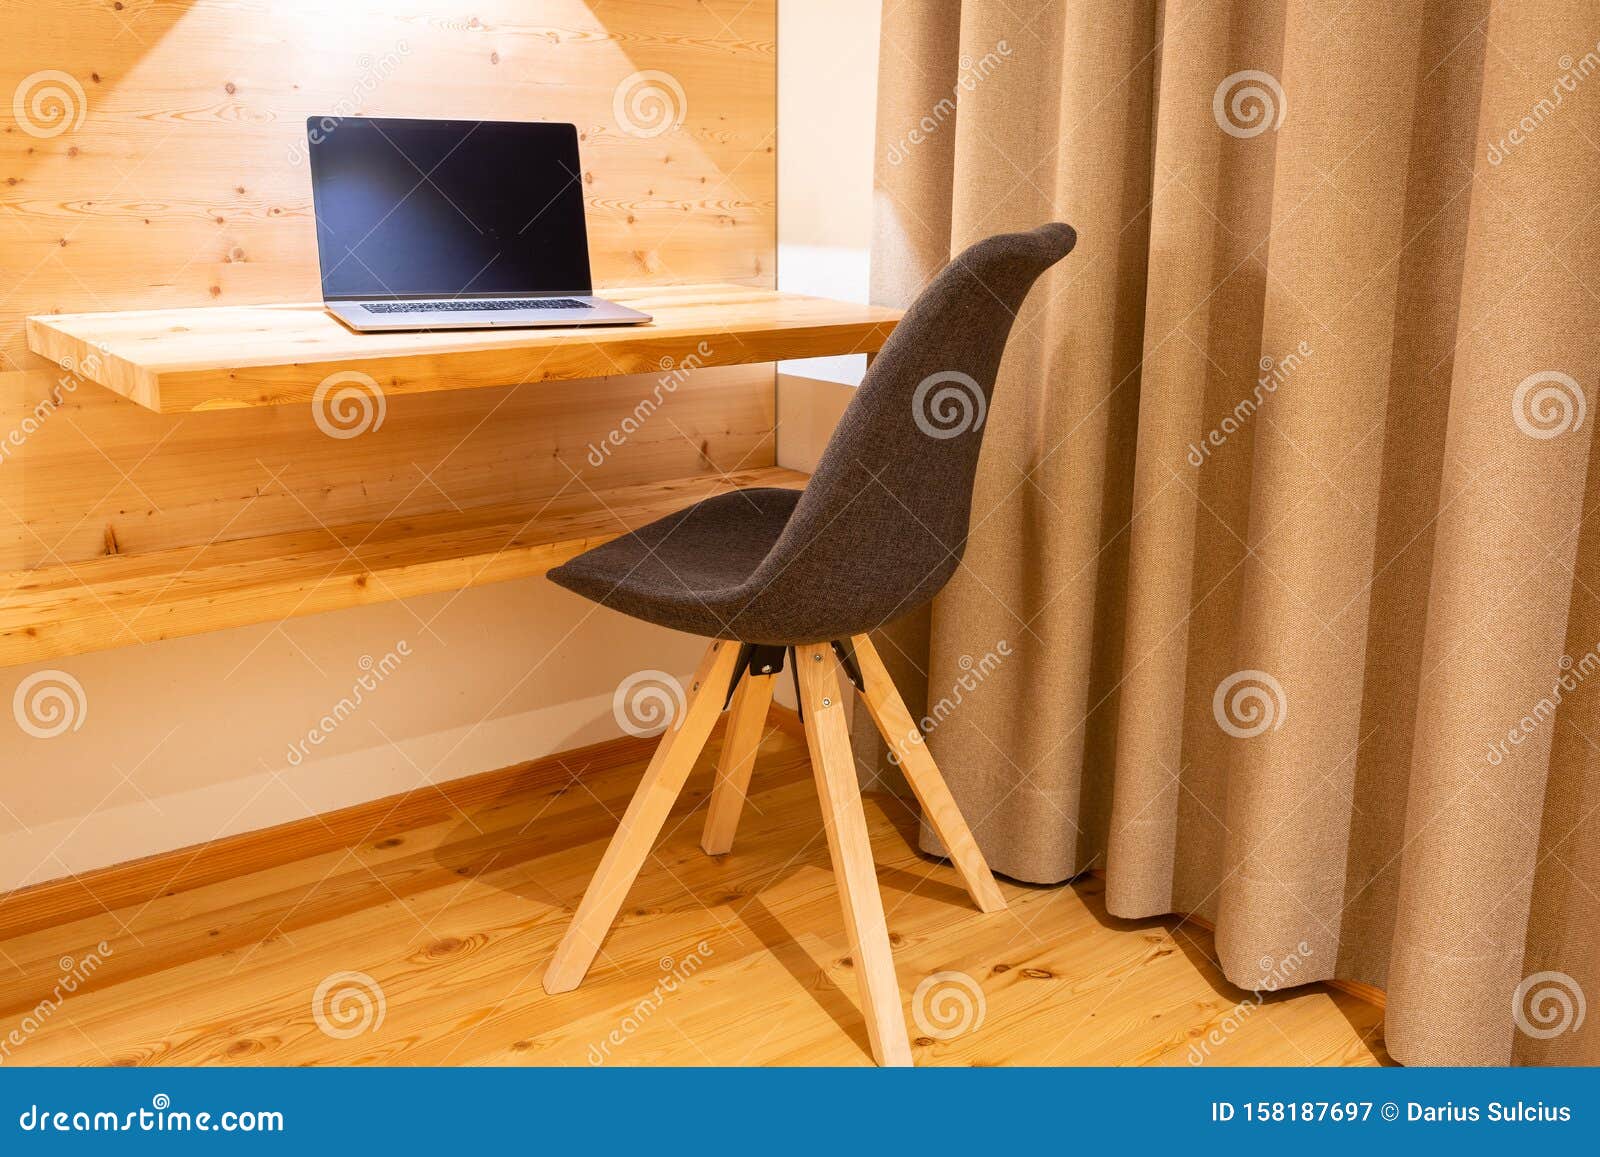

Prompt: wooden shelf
[24,284,901,414]
[0,467,807,668]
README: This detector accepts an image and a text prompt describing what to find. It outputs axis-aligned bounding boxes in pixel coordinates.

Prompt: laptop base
[326,297,652,334]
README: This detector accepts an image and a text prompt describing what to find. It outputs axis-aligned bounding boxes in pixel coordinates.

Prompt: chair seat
[548,486,804,642]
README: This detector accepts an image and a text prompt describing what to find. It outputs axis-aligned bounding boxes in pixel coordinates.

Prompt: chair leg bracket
[829,638,865,692]
[724,642,788,709]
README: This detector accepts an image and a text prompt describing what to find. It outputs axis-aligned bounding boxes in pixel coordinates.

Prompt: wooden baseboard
[1324,977,1387,1008]
[0,729,664,942]
[1087,869,1387,1010]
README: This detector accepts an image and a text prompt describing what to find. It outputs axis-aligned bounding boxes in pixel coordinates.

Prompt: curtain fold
[870,0,1600,1066]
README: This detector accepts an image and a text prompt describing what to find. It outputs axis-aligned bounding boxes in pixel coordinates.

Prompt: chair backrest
[746,223,1077,638]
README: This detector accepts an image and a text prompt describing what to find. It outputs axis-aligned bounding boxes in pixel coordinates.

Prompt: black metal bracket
[782,641,865,724]
[830,638,865,692]
[723,642,788,709]
[726,640,861,722]
[788,645,802,722]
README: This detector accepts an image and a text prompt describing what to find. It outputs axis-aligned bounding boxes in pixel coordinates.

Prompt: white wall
[777,0,883,392]
[0,580,707,890]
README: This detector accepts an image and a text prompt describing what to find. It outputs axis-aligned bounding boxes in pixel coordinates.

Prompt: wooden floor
[0,717,1388,1066]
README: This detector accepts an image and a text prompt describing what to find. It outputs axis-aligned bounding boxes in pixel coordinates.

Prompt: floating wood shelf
[24,284,902,414]
[0,467,808,668]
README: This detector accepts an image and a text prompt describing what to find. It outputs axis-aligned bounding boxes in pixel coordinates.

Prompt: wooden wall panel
[0,0,776,569]
[0,365,776,568]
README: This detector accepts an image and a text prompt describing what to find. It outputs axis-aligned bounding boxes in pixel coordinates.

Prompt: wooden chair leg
[543,640,740,995]
[851,633,1008,914]
[795,643,914,1067]
[701,670,776,855]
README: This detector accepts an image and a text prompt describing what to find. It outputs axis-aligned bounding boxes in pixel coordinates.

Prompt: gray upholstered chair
[541,223,1078,1065]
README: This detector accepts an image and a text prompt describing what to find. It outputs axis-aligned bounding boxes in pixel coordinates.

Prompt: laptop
[306,116,651,332]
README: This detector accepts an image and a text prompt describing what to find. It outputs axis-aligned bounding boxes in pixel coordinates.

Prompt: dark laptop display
[308,118,594,301]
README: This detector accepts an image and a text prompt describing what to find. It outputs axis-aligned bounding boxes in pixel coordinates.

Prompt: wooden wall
[0,0,776,570]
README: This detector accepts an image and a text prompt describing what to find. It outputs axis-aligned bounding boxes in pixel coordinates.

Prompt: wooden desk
[5,287,899,667]
[25,283,902,414]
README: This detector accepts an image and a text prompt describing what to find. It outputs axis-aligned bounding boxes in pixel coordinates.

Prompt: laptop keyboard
[361,298,591,314]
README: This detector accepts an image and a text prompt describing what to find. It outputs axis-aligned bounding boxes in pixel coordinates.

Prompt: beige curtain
[867,0,1600,1066]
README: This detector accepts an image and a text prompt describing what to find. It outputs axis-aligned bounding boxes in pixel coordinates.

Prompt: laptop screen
[307,117,593,300]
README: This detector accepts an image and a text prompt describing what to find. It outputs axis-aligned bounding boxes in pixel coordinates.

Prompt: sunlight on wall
[777,0,881,387]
